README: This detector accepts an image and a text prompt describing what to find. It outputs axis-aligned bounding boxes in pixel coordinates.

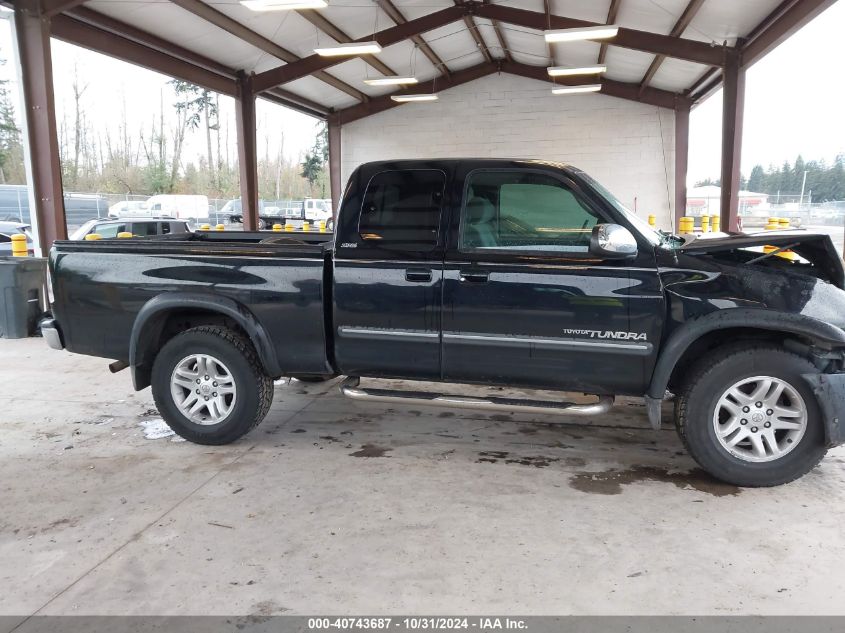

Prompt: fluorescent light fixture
[544,25,619,43]
[314,42,382,57]
[364,76,419,86]
[240,0,328,10]
[552,84,602,95]
[547,64,607,77]
[390,94,438,103]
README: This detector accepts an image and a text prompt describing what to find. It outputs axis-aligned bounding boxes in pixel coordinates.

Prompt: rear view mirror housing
[590,223,638,259]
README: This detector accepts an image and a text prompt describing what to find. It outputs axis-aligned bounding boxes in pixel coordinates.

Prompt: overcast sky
[0,1,842,186]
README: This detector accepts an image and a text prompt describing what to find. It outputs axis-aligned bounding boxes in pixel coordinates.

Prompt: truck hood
[679,230,845,289]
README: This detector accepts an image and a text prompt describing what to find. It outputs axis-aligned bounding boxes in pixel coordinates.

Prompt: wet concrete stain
[290,429,306,434]
[517,426,539,435]
[438,412,455,419]
[350,444,392,458]
[569,466,741,497]
[478,450,509,460]
[504,455,559,468]
[319,435,340,443]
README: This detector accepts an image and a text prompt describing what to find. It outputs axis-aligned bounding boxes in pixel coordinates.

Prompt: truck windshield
[575,171,680,249]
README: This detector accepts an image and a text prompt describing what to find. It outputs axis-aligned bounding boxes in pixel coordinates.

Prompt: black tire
[675,343,827,487]
[151,326,274,445]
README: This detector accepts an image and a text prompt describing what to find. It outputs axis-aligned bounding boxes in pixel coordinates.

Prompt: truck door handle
[405,268,432,283]
[459,270,489,283]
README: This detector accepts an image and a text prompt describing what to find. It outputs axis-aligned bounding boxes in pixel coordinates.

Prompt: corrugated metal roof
[79,0,791,113]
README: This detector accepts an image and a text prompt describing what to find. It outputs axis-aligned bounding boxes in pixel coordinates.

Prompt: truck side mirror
[589,223,638,259]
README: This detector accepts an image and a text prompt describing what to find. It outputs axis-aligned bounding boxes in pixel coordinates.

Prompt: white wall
[340,73,677,228]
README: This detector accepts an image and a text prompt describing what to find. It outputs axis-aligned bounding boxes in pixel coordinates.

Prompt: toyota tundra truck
[40,159,845,487]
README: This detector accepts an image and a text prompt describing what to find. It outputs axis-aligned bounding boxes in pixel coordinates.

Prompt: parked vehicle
[0,221,33,255]
[303,198,332,223]
[69,217,191,240]
[0,185,108,226]
[145,194,210,221]
[109,200,150,218]
[42,159,845,487]
[222,198,305,228]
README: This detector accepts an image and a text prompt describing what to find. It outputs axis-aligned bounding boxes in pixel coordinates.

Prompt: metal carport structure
[7,0,837,250]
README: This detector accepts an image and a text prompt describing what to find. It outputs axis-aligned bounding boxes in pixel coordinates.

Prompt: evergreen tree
[0,55,23,184]
[747,165,765,192]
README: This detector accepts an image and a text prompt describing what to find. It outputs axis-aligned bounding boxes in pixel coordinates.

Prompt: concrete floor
[2,337,845,617]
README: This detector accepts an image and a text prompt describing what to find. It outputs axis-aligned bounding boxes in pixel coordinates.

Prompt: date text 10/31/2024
[308,618,528,631]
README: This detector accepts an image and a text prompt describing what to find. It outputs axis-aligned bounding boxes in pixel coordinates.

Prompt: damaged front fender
[803,373,845,447]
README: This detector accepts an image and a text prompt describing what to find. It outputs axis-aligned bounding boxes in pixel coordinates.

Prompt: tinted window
[358,170,445,250]
[0,234,9,243]
[96,223,125,238]
[460,171,599,253]
[131,222,159,236]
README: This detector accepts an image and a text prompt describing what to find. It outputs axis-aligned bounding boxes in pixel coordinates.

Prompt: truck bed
[50,231,333,377]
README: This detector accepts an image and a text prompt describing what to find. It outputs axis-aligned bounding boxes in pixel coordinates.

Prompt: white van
[303,198,333,223]
[146,194,210,221]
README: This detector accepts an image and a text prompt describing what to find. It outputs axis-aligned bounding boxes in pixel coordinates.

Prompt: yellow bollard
[711,215,720,232]
[285,222,294,232]
[10,233,28,257]
[680,216,694,233]
[302,221,310,232]
[117,232,133,238]
[779,217,790,229]
[199,223,211,231]
[701,215,710,232]
[765,217,779,230]
[272,224,283,232]
[84,233,101,241]
[318,220,326,233]
[647,214,656,227]
[215,224,225,231]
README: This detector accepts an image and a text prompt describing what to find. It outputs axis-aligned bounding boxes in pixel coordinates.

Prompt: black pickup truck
[42,159,845,487]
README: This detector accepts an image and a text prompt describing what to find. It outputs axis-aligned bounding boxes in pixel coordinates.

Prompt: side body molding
[129,293,282,390]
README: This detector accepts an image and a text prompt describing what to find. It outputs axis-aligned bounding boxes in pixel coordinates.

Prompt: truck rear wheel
[151,326,274,445]
[675,344,827,487]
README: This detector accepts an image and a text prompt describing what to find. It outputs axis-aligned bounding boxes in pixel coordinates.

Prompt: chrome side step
[339,377,614,417]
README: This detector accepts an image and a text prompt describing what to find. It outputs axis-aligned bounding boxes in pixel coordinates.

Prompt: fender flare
[129,293,282,389]
[647,308,845,400]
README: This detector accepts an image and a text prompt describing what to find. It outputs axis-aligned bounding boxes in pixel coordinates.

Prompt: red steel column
[235,73,259,231]
[328,116,342,219]
[14,1,67,247]
[720,56,745,232]
[674,103,690,231]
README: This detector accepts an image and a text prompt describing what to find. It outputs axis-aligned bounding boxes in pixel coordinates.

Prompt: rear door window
[358,169,446,251]
[131,222,159,237]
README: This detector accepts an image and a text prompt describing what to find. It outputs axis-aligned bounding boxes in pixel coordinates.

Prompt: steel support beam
[477,3,726,67]
[332,62,497,125]
[502,60,691,110]
[720,58,745,233]
[63,7,329,117]
[252,5,468,92]
[51,15,237,96]
[328,119,342,219]
[235,75,259,232]
[296,9,397,78]
[455,1,492,64]
[168,0,367,102]
[598,0,623,65]
[376,0,450,77]
[14,2,67,247]
[42,0,87,18]
[742,0,836,68]
[638,0,707,94]
[674,105,689,231]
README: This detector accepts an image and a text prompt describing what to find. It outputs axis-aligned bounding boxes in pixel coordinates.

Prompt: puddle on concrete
[350,444,392,458]
[568,466,741,497]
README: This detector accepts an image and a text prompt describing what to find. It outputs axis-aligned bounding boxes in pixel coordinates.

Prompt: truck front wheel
[675,344,827,487]
[151,326,274,445]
